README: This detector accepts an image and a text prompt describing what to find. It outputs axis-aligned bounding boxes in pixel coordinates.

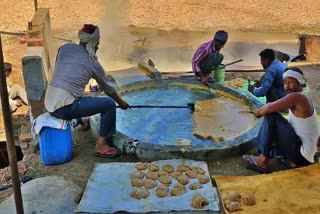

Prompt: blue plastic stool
[39,122,73,165]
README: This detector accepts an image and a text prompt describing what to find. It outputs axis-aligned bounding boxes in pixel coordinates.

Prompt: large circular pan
[90,78,263,161]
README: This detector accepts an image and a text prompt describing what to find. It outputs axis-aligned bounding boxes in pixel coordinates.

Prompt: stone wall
[23,8,53,121]
[20,8,53,152]
[299,35,320,62]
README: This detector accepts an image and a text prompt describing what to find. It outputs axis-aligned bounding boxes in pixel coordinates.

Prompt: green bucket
[212,64,226,83]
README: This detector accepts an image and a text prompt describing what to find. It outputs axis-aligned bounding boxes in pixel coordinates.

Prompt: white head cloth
[78,26,100,62]
[283,69,306,85]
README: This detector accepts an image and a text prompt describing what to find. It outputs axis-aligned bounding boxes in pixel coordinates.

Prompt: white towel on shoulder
[32,112,68,136]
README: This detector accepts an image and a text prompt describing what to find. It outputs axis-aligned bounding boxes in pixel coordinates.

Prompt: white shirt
[288,107,320,163]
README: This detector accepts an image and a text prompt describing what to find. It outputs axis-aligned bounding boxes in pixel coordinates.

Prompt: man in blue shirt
[248,49,287,103]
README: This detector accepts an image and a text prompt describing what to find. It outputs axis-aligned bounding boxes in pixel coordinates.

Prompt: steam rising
[99,0,136,71]
[97,2,298,72]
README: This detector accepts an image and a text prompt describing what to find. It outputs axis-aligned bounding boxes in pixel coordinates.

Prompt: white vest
[288,108,320,163]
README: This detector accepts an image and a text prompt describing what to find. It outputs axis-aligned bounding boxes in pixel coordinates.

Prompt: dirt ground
[1,0,320,209]
[2,0,320,88]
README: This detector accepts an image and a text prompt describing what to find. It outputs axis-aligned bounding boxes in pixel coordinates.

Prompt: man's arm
[93,64,129,109]
[109,91,129,109]
[255,93,298,117]
[192,43,213,85]
[251,70,274,97]
[93,64,116,95]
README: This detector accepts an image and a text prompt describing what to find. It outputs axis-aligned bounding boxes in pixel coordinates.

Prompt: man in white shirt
[243,68,320,173]
[0,62,28,112]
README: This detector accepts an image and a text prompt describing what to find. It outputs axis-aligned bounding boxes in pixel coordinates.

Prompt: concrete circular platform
[90,78,263,161]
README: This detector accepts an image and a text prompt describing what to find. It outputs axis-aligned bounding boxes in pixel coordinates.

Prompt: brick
[27,39,44,47]
[19,132,33,146]
[20,124,31,134]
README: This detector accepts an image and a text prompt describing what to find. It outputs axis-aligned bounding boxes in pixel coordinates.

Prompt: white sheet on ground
[75,159,220,213]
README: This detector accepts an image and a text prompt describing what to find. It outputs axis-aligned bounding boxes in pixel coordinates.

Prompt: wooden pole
[0,34,24,213]
[34,0,38,11]
[0,31,25,36]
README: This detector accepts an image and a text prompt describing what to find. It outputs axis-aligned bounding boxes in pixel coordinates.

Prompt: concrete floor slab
[0,176,82,214]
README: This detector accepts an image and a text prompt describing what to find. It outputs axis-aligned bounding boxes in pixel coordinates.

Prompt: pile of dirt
[1,0,320,88]
[3,1,320,35]
[127,0,320,35]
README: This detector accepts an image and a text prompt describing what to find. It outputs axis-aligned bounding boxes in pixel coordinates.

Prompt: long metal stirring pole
[0,34,24,213]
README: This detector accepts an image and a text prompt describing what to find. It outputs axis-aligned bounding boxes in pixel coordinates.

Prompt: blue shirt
[253,59,287,101]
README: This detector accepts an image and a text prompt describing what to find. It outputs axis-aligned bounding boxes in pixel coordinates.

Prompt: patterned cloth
[33,112,68,135]
[192,40,217,74]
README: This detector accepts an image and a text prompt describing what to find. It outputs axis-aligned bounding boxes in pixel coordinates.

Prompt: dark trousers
[51,96,116,138]
[255,112,310,165]
[199,52,224,75]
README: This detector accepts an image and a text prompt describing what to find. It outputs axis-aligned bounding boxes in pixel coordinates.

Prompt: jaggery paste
[192,94,255,142]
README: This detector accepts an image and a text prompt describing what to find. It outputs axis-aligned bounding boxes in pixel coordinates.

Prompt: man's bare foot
[76,118,90,131]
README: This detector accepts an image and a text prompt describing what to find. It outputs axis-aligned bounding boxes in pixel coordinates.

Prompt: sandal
[95,147,121,158]
[242,155,270,173]
[279,158,296,169]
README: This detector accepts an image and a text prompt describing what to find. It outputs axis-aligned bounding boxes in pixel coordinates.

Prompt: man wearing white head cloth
[45,24,130,158]
[242,68,320,173]
[78,24,100,62]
